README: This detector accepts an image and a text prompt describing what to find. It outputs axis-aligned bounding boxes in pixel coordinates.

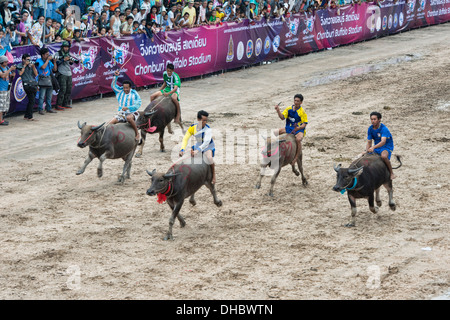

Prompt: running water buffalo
[76,121,138,183]
[135,95,184,156]
[333,153,402,227]
[255,134,307,196]
[146,158,222,240]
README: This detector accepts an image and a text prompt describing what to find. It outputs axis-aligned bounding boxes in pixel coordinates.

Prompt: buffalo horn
[144,109,157,117]
[146,169,156,176]
[77,121,86,129]
[348,166,363,175]
[91,122,106,131]
[334,164,342,172]
[163,172,181,179]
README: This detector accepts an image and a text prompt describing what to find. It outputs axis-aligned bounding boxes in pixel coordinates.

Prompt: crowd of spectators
[0,0,383,51]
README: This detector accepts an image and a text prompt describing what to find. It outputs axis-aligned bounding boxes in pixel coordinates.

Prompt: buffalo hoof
[389,203,396,211]
[215,200,223,207]
[164,233,174,241]
[293,169,300,176]
[97,169,103,178]
[189,199,197,206]
[344,222,356,227]
[302,179,308,186]
[370,206,379,214]
[135,152,142,158]
[377,200,382,207]
[255,184,261,189]
[267,192,274,197]
[160,149,166,153]
[76,170,83,175]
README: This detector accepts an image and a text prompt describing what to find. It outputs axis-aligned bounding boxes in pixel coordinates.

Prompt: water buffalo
[76,121,138,183]
[333,153,402,227]
[135,95,184,157]
[255,134,307,196]
[146,157,222,240]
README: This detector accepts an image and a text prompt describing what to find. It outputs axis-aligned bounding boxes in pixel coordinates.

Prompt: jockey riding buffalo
[76,121,138,183]
[146,157,222,240]
[333,153,402,227]
[135,95,184,157]
[255,134,308,197]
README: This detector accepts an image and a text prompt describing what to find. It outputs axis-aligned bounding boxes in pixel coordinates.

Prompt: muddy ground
[0,23,449,300]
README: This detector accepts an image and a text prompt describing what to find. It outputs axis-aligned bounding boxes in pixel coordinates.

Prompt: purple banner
[7,1,450,114]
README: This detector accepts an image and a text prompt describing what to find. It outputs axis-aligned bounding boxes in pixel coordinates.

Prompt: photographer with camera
[17,54,39,121]
[54,41,77,110]
[36,47,58,114]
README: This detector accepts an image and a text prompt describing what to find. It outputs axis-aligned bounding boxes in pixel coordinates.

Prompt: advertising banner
[7,1,450,113]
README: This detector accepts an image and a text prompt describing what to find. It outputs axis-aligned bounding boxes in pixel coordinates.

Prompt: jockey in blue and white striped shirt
[109,70,142,141]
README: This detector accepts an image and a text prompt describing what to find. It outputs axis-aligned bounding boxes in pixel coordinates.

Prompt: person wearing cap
[54,41,74,110]
[182,0,196,27]
[0,55,16,125]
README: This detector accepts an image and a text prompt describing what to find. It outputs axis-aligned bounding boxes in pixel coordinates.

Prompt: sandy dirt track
[0,23,449,300]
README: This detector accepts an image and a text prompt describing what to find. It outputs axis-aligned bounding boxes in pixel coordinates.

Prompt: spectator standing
[120,15,134,35]
[43,17,54,44]
[92,0,108,13]
[54,41,74,110]
[56,0,73,23]
[28,15,45,47]
[120,0,134,12]
[16,12,30,45]
[98,10,109,29]
[134,6,148,23]
[197,0,207,25]
[17,54,39,121]
[182,0,196,27]
[61,22,74,40]
[109,7,121,36]
[22,1,34,24]
[32,0,46,20]
[36,47,57,114]
[178,11,190,27]
[107,0,122,15]
[0,55,16,126]
[167,5,180,29]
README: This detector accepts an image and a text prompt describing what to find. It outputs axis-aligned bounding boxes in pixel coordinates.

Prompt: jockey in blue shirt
[366,111,396,180]
[109,69,142,140]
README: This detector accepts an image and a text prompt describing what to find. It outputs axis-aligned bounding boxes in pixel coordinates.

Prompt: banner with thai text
[8,0,450,113]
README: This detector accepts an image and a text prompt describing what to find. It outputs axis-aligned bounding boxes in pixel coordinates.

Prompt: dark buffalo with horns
[333,153,402,227]
[146,157,222,240]
[135,95,184,157]
[76,121,138,183]
[255,134,307,196]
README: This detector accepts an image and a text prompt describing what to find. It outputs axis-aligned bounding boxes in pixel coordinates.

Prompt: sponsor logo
[73,46,98,74]
[388,14,393,29]
[246,40,253,58]
[407,0,415,14]
[286,18,300,38]
[399,12,404,26]
[303,14,314,34]
[264,36,271,55]
[104,42,130,68]
[237,41,244,60]
[382,15,387,30]
[419,0,426,11]
[393,13,398,28]
[376,16,382,31]
[13,78,26,102]
[255,38,262,56]
[272,35,280,53]
[226,35,234,62]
